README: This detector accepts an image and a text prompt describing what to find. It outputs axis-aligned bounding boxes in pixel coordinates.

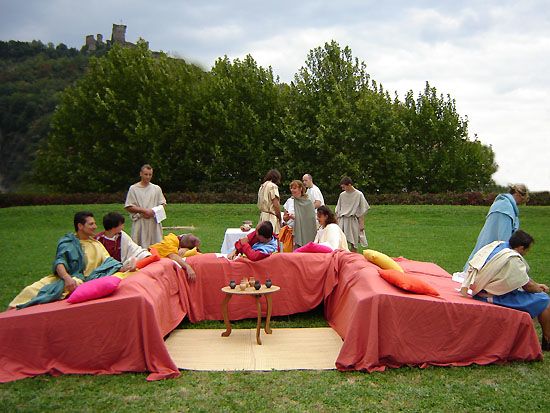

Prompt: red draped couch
[0,252,542,383]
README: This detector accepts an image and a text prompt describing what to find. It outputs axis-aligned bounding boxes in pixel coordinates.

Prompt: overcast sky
[1,0,548,191]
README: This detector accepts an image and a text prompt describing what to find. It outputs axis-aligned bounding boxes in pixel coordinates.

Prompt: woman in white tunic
[314,206,349,251]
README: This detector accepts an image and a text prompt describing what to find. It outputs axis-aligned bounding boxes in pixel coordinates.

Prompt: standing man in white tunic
[335,176,370,252]
[302,173,324,210]
[124,164,166,248]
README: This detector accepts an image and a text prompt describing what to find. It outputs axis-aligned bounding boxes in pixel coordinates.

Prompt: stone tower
[111,24,127,44]
[85,35,96,51]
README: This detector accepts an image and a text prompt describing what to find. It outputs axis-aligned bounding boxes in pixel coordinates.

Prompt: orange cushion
[378,269,440,297]
[136,254,160,269]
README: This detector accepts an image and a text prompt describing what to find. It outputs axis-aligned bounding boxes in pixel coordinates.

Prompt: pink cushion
[294,242,333,253]
[67,276,121,304]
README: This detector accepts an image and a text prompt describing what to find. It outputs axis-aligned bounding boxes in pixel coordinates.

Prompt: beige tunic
[257,181,281,234]
[125,182,166,248]
[335,189,370,248]
[462,241,529,296]
[314,223,349,251]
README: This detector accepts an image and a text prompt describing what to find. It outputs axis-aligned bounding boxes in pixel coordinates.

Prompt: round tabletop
[221,285,280,295]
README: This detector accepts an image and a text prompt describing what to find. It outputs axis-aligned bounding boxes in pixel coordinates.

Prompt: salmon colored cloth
[324,255,542,372]
[0,258,188,383]
[0,252,541,383]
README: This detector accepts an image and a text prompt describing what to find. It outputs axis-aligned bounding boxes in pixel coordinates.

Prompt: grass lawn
[1,204,549,412]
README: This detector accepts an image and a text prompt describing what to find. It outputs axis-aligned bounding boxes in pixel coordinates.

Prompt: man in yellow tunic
[9,212,122,309]
[149,233,200,281]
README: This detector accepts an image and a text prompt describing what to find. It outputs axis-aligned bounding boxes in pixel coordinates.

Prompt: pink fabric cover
[67,276,121,303]
[325,254,542,372]
[294,242,333,253]
[0,258,187,383]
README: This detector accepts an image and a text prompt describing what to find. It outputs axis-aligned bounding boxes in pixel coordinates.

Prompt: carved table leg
[255,295,262,345]
[221,294,233,337]
[265,294,273,334]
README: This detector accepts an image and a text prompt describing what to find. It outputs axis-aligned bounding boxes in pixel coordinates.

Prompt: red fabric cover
[378,269,439,297]
[184,252,344,322]
[294,242,333,253]
[0,258,187,383]
[67,276,121,303]
[324,256,542,372]
[136,254,160,269]
[0,253,542,383]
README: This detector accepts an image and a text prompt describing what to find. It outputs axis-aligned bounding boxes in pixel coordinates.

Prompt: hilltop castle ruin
[84,24,138,51]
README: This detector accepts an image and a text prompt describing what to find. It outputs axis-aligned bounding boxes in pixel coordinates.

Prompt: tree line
[3,39,497,194]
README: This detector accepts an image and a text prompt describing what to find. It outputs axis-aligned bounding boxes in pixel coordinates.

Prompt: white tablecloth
[220,228,253,254]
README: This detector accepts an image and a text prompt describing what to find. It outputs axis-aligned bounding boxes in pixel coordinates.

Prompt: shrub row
[1,191,549,208]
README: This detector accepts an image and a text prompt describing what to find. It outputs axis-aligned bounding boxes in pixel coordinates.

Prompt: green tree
[198,55,285,191]
[34,41,205,192]
[282,40,372,191]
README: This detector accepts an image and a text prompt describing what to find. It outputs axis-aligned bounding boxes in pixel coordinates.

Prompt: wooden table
[220,285,280,345]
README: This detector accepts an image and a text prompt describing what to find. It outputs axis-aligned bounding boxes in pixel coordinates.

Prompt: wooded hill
[1,39,497,194]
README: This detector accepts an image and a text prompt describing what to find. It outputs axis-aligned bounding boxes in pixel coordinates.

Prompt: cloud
[0,0,548,190]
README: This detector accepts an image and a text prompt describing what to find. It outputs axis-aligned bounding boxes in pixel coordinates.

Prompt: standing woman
[462,183,529,271]
[287,180,317,249]
[257,169,282,234]
[314,206,349,251]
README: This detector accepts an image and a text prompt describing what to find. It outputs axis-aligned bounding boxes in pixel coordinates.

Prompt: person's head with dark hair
[102,212,125,231]
[74,211,97,239]
[340,176,353,186]
[179,234,201,250]
[339,176,354,191]
[74,211,94,232]
[316,205,337,227]
[509,230,534,254]
[263,169,281,185]
[256,221,274,242]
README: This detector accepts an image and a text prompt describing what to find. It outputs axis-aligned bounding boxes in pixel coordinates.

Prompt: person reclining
[227,221,278,261]
[149,233,200,281]
[461,229,550,351]
[95,212,151,271]
[9,211,122,309]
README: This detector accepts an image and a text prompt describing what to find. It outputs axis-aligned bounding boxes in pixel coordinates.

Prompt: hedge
[1,191,549,208]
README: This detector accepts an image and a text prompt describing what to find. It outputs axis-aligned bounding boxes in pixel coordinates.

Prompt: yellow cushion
[363,249,403,272]
[183,247,201,257]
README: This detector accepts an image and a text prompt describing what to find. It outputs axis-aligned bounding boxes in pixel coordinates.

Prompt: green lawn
[1,204,549,412]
